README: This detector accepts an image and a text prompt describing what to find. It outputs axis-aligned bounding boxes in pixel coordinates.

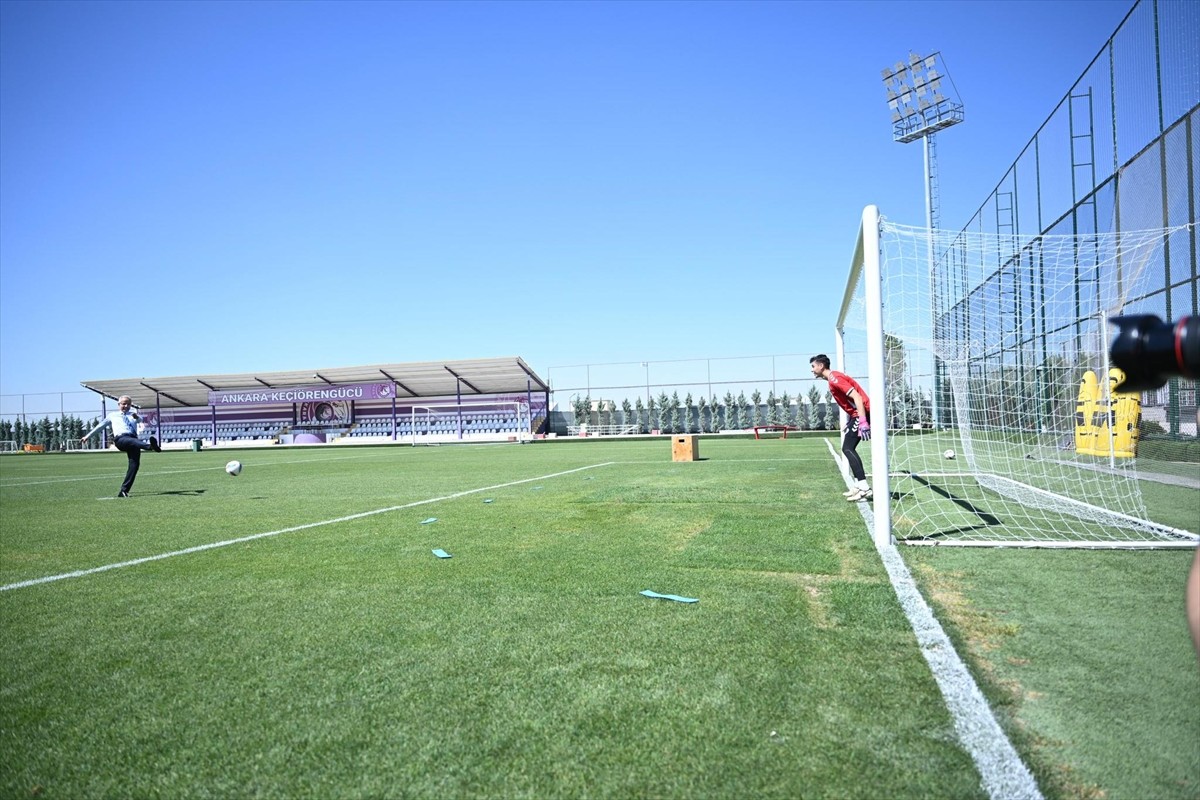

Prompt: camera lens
[1109,315,1199,392]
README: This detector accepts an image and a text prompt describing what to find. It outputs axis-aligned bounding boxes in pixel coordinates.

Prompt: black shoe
[117,490,129,498]
[150,436,161,453]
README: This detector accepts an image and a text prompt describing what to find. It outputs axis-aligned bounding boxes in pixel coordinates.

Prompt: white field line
[0,452,406,487]
[1,462,615,592]
[824,440,1042,800]
[616,457,835,464]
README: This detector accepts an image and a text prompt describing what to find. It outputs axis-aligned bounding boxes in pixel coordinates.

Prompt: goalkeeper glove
[857,418,871,440]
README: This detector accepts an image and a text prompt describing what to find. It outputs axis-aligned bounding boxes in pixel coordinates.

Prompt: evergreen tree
[697,396,708,433]
[779,392,792,428]
[684,393,695,433]
[750,390,763,428]
[634,397,646,434]
[737,393,750,430]
[807,386,821,430]
[0,419,12,442]
[656,392,671,433]
[647,396,658,432]
[621,399,634,431]
[826,391,839,430]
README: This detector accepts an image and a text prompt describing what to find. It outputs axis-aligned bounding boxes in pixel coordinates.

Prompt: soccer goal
[838,205,1197,548]
[406,400,532,445]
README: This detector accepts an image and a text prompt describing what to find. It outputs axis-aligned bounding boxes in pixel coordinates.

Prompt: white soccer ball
[225,460,243,476]
[943,449,956,460]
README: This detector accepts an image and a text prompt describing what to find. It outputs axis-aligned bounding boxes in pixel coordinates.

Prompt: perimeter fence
[947,0,1198,439]
[545,354,847,435]
[0,391,101,451]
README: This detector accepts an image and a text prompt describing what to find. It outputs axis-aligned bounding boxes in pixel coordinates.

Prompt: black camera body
[1109,315,1199,392]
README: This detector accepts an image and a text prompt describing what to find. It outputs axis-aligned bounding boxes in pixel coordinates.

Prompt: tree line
[572,388,845,434]
[0,416,99,451]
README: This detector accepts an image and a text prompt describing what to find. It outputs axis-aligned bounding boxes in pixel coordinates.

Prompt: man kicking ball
[809,354,873,502]
[80,395,161,497]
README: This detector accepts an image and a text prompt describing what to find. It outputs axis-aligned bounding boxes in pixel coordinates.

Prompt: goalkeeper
[810,354,873,502]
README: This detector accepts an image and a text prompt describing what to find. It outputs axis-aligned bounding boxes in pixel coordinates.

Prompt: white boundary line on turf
[824,440,1042,800]
[0,451,403,488]
[1,462,615,592]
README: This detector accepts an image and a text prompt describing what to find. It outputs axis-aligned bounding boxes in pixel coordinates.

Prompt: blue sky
[0,0,1135,401]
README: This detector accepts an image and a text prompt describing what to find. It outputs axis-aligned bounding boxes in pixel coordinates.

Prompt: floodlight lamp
[883,48,963,143]
[881,67,894,80]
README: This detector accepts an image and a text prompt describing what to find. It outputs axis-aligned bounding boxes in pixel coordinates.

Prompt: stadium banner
[208,382,396,407]
[299,400,351,426]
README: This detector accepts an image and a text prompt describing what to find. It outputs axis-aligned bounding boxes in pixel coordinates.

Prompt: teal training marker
[640,589,699,604]
[420,518,437,524]
[432,549,452,559]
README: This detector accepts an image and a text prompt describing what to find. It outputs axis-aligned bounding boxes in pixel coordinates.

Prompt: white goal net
[406,401,532,445]
[838,206,1197,548]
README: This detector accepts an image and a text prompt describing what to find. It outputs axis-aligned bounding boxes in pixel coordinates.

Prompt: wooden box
[672,435,699,462]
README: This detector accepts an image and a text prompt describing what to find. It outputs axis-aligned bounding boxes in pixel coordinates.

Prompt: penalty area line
[1,462,615,593]
[823,440,1042,800]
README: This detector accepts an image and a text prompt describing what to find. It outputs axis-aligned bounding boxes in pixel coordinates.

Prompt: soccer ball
[943,449,956,460]
[225,460,243,476]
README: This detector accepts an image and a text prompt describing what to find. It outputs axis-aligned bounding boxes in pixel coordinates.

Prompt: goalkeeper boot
[846,488,873,502]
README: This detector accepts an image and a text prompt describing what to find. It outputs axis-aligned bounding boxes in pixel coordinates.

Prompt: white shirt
[84,409,140,439]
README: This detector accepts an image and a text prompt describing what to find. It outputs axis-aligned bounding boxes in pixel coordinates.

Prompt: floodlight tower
[881,51,964,428]
[882,52,965,233]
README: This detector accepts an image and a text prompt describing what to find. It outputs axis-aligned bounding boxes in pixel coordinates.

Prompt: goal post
[837,206,1197,549]
[837,205,892,547]
[406,400,532,445]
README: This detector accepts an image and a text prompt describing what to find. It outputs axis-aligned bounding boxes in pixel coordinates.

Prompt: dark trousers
[842,414,870,483]
[114,434,153,493]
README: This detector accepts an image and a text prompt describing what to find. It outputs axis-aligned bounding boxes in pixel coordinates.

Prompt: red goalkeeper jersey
[828,371,871,418]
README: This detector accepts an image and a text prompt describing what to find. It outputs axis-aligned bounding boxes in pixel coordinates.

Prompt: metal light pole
[881,52,964,429]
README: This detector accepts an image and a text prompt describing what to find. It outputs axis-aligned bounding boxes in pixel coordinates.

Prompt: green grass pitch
[1,438,1196,798]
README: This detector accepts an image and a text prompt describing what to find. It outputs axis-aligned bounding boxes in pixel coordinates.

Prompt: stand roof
[81,357,549,409]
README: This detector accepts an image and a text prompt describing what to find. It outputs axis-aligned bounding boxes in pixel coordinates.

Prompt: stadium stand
[80,358,549,449]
